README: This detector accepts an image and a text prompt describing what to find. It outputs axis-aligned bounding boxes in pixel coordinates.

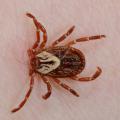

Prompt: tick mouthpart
[29,57,40,70]
[27,49,36,58]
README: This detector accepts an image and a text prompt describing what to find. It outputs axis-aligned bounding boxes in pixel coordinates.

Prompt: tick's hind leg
[11,75,34,113]
[50,77,79,97]
[71,67,102,82]
[41,75,52,99]
[26,13,47,49]
[51,26,75,47]
[66,35,106,46]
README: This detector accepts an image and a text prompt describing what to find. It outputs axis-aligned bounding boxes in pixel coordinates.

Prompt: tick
[11,13,106,113]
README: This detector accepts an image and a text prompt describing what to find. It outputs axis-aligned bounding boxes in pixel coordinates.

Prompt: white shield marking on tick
[36,51,60,74]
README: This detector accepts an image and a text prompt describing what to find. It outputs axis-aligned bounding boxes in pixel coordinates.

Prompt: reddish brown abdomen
[46,46,85,77]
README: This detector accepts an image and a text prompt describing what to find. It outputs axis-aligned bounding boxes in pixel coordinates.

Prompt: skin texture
[0,0,120,120]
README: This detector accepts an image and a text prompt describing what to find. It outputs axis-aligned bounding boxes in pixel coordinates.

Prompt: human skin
[0,0,120,120]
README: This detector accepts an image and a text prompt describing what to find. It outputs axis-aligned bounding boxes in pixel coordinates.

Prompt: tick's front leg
[26,13,47,49]
[66,35,106,46]
[51,26,75,47]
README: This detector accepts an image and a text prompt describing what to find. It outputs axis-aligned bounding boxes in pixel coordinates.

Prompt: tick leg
[66,35,106,46]
[41,76,52,99]
[11,75,34,113]
[51,26,75,47]
[71,67,102,82]
[51,77,79,97]
[26,13,47,49]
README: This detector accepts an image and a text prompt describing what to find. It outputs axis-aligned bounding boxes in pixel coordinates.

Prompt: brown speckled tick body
[46,46,85,77]
[11,12,106,113]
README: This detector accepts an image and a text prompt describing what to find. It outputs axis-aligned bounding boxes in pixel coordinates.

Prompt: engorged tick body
[11,12,106,113]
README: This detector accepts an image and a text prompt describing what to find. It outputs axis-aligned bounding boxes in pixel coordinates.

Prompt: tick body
[11,13,106,113]
[36,46,85,77]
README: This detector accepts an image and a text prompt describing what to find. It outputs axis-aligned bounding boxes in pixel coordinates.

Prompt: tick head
[27,49,41,70]
[30,57,41,70]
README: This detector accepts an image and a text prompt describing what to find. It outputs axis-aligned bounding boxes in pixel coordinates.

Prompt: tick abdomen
[45,46,85,77]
